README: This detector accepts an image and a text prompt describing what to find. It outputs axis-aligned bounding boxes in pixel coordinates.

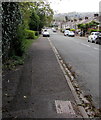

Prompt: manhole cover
[55,100,75,115]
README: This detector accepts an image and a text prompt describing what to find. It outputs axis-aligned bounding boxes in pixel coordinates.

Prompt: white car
[88,32,100,43]
[52,27,56,32]
[64,30,70,36]
[42,29,50,37]
[68,31,75,37]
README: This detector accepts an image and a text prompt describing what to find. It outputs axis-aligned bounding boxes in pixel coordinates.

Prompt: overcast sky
[48,0,100,13]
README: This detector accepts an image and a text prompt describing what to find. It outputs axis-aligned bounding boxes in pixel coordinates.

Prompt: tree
[29,10,40,31]
[2,1,54,63]
[2,2,22,62]
[19,2,34,29]
[2,2,35,62]
[34,1,54,30]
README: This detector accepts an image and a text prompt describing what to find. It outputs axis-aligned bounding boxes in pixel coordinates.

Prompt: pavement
[2,36,85,118]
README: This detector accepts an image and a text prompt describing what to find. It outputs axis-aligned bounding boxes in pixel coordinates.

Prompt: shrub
[70,29,75,31]
[35,31,39,36]
[88,29,99,33]
[25,30,36,39]
[21,38,34,52]
[90,29,98,32]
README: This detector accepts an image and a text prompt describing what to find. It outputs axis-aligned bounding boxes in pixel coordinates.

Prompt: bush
[91,30,98,32]
[35,31,39,36]
[70,29,75,31]
[89,29,98,33]
[21,39,34,52]
[25,30,36,39]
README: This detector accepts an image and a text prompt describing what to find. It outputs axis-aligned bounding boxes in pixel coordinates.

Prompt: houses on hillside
[53,13,100,33]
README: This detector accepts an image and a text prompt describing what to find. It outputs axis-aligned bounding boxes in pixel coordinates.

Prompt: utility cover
[55,100,75,115]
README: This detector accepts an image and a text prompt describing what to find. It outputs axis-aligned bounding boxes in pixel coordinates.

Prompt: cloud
[49,0,100,13]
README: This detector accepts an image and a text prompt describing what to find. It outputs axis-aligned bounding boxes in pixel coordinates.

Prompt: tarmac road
[49,29,100,108]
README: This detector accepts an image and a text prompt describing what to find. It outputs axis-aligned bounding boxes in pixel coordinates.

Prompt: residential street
[3,36,83,118]
[49,29,99,108]
[2,1,101,119]
[2,28,100,118]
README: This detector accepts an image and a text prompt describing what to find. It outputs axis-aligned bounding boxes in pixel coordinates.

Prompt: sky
[48,0,101,13]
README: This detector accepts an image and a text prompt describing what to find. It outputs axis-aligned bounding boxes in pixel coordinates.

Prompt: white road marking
[48,37,101,52]
[81,43,90,47]
[85,45,90,47]
[94,47,99,50]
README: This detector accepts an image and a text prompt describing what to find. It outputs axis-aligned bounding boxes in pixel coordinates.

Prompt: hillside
[54,12,98,21]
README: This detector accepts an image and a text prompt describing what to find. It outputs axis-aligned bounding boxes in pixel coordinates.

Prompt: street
[49,29,99,108]
[2,29,100,118]
[2,1,101,119]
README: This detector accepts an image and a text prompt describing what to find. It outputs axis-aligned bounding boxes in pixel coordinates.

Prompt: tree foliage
[29,1,54,31]
[29,10,40,31]
[77,21,99,32]
[2,2,22,61]
[2,1,54,63]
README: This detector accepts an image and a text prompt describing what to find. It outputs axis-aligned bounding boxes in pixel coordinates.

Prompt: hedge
[70,29,75,31]
[25,29,36,39]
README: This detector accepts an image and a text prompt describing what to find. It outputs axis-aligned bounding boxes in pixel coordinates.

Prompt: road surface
[49,29,99,108]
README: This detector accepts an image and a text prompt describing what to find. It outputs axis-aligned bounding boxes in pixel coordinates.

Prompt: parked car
[64,30,70,36]
[95,33,101,44]
[42,29,50,37]
[41,29,46,34]
[88,32,100,43]
[52,27,56,32]
[68,31,75,37]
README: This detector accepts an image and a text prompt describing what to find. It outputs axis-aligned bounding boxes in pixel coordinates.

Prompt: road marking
[94,47,99,50]
[81,43,90,47]
[55,100,75,114]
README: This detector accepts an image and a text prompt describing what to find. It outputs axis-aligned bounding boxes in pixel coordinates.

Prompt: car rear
[43,31,50,37]
[68,31,75,37]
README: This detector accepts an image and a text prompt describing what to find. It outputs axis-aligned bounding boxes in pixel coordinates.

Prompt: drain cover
[55,100,75,115]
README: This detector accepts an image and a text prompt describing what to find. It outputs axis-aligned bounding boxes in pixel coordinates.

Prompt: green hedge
[70,29,75,31]
[90,29,98,32]
[25,30,36,39]
[89,29,101,33]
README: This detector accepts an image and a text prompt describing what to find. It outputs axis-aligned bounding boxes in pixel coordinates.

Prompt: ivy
[2,1,54,63]
[2,2,22,62]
